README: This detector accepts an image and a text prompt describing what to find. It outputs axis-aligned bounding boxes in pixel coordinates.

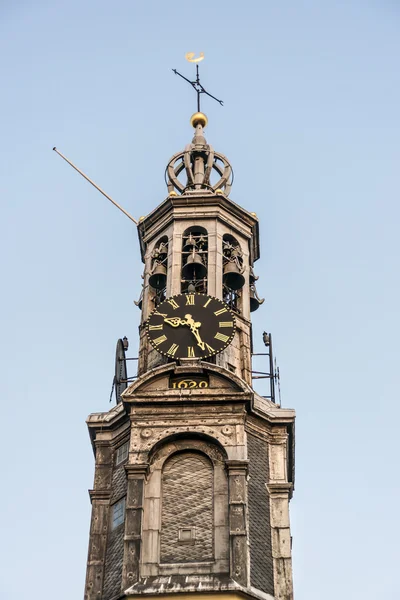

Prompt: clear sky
[1,1,399,598]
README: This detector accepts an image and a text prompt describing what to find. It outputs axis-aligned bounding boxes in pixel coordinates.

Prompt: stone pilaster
[226,460,249,588]
[121,464,148,590]
[267,427,293,600]
[84,442,113,600]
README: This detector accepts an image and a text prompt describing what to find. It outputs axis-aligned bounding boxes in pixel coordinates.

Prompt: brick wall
[247,432,274,595]
[102,462,127,599]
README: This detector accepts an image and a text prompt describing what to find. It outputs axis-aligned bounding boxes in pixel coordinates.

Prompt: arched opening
[149,235,168,307]
[222,234,244,313]
[181,226,208,294]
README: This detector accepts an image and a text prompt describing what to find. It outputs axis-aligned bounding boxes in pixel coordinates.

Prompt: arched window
[222,234,244,313]
[181,227,208,294]
[160,451,213,563]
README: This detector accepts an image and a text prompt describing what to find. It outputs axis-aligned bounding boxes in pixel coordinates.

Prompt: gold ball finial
[215,189,224,195]
[190,112,208,128]
[169,190,178,197]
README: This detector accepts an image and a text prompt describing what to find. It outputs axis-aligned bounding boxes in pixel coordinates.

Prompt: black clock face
[147,293,236,360]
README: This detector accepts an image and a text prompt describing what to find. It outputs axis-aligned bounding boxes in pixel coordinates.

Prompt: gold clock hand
[164,317,185,327]
[190,326,205,351]
[184,314,205,350]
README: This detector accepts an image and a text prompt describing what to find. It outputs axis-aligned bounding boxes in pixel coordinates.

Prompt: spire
[168,55,232,196]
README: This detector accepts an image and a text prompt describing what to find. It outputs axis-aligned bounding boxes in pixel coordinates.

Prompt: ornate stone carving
[140,428,153,439]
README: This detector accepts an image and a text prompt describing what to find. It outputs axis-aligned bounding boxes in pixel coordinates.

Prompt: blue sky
[1,1,399,599]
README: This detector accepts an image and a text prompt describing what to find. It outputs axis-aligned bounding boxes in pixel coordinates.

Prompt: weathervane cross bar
[172,64,223,112]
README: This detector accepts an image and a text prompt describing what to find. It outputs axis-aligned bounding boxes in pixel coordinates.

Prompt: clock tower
[84,110,296,600]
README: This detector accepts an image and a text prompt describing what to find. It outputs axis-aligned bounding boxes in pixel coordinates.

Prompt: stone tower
[84,111,296,600]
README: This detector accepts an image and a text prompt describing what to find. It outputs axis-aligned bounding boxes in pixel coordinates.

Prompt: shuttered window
[160,452,214,563]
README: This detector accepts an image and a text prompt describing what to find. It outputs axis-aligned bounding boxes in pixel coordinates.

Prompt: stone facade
[84,362,295,600]
[83,115,295,600]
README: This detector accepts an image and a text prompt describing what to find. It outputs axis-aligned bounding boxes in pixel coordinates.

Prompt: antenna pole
[53,147,138,225]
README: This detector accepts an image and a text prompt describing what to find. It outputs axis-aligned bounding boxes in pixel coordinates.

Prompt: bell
[149,263,167,289]
[249,267,259,284]
[250,285,265,312]
[182,251,207,280]
[223,261,245,290]
[183,235,197,252]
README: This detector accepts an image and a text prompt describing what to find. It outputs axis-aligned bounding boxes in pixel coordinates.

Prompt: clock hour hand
[164,317,185,327]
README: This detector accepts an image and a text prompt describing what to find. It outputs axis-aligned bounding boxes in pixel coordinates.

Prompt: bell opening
[181,226,208,294]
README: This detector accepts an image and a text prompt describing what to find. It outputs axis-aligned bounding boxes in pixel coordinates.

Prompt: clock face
[147,293,236,360]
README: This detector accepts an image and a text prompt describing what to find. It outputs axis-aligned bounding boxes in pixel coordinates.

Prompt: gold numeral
[203,298,212,308]
[219,321,234,328]
[153,335,167,346]
[187,346,195,358]
[167,343,179,356]
[186,294,195,305]
[205,343,215,353]
[167,299,179,309]
[149,324,163,330]
[153,310,167,317]
[214,307,228,316]
[215,332,229,343]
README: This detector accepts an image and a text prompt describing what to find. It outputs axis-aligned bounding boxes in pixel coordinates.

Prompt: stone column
[121,464,148,590]
[267,429,293,600]
[84,442,113,600]
[226,460,249,588]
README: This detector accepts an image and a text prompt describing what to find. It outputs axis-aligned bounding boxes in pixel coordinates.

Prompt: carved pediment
[121,362,252,400]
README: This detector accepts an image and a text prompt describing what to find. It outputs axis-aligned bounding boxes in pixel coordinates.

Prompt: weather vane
[173,52,223,113]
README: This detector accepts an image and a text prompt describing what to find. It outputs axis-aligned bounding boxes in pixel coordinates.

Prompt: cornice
[88,489,112,503]
[125,463,149,478]
[137,193,260,263]
[267,482,294,498]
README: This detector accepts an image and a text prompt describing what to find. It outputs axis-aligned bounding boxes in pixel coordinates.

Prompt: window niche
[140,439,229,577]
[116,441,129,466]
[160,451,213,563]
[181,227,208,294]
[222,234,245,313]
[111,497,126,530]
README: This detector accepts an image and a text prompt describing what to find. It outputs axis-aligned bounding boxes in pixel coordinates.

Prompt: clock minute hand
[184,314,205,351]
[189,325,205,351]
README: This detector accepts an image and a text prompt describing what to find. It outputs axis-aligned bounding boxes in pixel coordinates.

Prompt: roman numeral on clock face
[214,307,228,316]
[185,294,195,305]
[149,324,163,330]
[215,332,229,343]
[187,346,195,358]
[153,335,167,346]
[167,343,179,356]
[219,321,234,328]
[167,298,179,309]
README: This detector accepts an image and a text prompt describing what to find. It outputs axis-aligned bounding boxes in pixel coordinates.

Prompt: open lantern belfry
[69,55,296,600]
